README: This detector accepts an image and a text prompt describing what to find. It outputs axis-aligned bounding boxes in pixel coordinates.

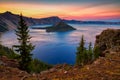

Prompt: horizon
[0,0,120,21]
[1,11,120,22]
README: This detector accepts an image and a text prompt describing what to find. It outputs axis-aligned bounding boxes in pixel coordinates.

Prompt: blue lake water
[1,24,120,65]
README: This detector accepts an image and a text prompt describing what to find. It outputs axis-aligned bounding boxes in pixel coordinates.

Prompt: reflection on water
[1,24,120,65]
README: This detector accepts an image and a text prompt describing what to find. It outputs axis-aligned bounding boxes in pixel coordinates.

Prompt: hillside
[0,52,119,80]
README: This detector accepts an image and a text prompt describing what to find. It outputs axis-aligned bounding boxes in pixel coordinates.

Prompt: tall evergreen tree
[0,33,2,57]
[93,46,100,60]
[13,14,34,72]
[88,42,93,63]
[76,35,86,66]
[76,35,101,66]
[0,33,1,44]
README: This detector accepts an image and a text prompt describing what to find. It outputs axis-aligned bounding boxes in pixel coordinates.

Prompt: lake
[1,24,120,65]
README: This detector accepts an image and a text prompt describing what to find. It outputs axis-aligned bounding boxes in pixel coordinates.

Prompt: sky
[0,0,120,21]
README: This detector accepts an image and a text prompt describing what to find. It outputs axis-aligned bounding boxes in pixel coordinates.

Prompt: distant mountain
[63,19,120,25]
[46,21,76,32]
[0,11,61,32]
[0,11,120,32]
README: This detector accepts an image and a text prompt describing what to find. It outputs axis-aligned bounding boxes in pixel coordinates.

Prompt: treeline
[0,44,19,59]
[76,35,100,66]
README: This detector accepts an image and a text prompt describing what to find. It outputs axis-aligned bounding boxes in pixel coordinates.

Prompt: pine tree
[0,33,1,44]
[83,48,88,64]
[76,35,86,66]
[93,46,100,60]
[13,14,34,72]
[88,42,93,63]
[0,33,2,57]
[76,35,101,66]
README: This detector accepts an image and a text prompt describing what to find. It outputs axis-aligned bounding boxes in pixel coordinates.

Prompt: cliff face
[95,29,120,56]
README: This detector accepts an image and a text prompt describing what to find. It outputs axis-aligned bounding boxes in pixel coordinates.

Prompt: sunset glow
[0,0,120,21]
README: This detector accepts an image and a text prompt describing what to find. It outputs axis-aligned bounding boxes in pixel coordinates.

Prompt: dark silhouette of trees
[0,33,1,44]
[88,42,93,63]
[76,35,86,66]
[94,46,100,60]
[14,14,34,72]
[76,35,100,66]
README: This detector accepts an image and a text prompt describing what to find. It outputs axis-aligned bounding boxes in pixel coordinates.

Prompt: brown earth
[38,51,120,80]
[0,51,120,80]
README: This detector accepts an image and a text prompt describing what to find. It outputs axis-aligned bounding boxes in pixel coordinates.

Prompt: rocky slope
[38,51,120,80]
[0,50,119,80]
[95,29,120,56]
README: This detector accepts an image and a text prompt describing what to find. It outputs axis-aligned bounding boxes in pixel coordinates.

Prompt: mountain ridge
[0,11,62,32]
[0,11,120,32]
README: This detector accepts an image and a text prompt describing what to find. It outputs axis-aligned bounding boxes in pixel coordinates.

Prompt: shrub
[29,59,52,73]
[0,44,19,59]
[76,35,100,66]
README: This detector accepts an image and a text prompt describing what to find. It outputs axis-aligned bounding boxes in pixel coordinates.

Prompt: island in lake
[46,21,76,32]
[32,21,76,32]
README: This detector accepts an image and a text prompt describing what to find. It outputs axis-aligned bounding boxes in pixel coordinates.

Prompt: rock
[21,75,29,80]
[86,66,90,70]
[95,29,120,56]
[64,71,68,74]
[32,73,36,77]
[49,68,57,73]
[41,77,47,80]
[94,60,100,65]
[0,61,6,66]
[1,56,8,60]
[40,70,49,75]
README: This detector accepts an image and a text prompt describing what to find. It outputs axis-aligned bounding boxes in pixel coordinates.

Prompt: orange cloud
[0,2,120,20]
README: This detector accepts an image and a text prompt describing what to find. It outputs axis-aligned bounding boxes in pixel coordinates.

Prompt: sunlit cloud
[0,0,120,21]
